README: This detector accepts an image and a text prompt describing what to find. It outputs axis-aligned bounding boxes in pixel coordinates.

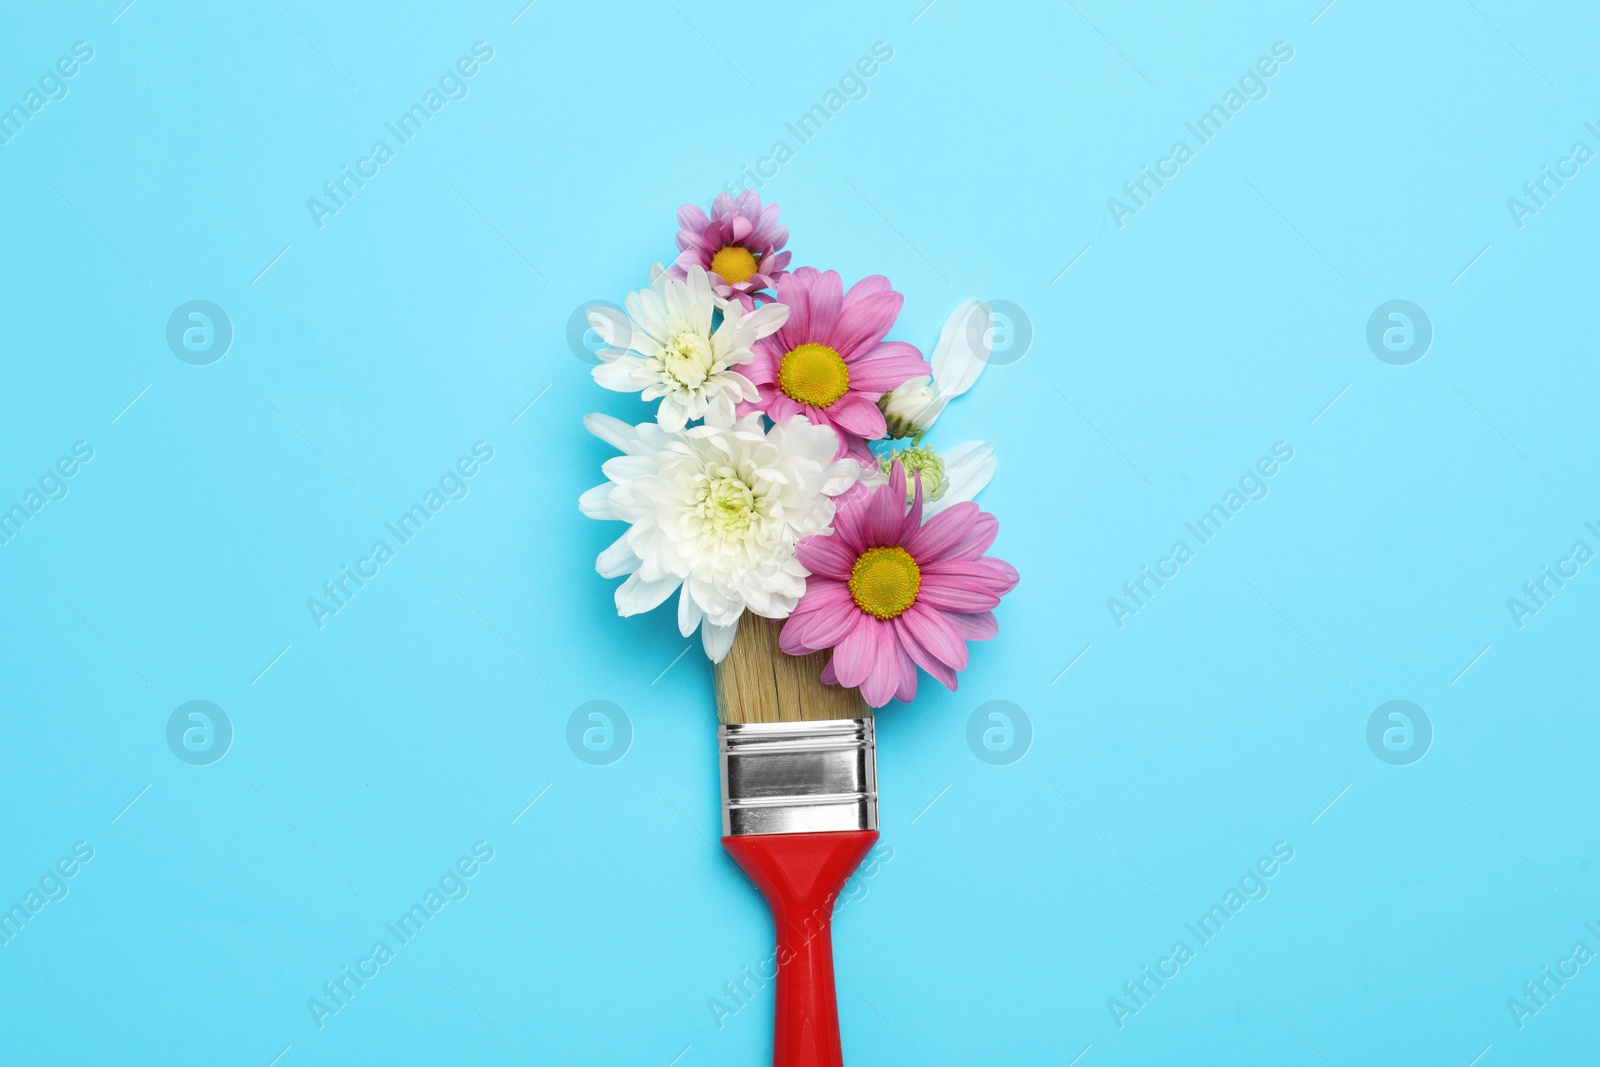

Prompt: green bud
[879,445,948,503]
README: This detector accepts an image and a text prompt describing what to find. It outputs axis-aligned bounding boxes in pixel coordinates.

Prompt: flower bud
[878,377,942,440]
[877,445,948,503]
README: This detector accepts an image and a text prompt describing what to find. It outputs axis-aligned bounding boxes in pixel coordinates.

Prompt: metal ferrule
[719,718,878,837]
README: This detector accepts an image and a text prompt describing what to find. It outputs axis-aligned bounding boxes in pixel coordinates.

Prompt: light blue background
[2,0,1597,1064]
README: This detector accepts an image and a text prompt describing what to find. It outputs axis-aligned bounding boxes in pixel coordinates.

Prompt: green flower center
[699,474,755,535]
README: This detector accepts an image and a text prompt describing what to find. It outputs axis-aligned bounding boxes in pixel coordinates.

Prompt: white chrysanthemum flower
[579,412,859,660]
[880,298,991,440]
[588,264,788,431]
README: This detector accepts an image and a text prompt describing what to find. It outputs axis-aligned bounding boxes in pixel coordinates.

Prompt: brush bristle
[713,616,869,724]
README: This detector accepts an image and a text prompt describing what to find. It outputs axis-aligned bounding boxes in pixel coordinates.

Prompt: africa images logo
[306,442,494,629]
[306,842,495,1030]
[306,42,495,230]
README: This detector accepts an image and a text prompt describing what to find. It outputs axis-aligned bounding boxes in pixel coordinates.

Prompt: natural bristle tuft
[714,616,868,724]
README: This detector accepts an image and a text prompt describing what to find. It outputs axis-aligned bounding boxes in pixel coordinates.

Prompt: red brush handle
[722,829,879,1067]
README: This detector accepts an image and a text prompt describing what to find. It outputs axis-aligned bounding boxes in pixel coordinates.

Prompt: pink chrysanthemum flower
[671,191,792,309]
[780,463,1018,707]
[739,267,931,463]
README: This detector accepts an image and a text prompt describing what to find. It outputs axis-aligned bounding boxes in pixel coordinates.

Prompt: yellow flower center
[848,546,921,620]
[709,245,760,285]
[778,343,851,408]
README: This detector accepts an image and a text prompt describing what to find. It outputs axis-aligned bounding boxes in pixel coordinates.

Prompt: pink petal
[899,604,969,672]
[826,393,887,439]
[900,471,925,542]
[915,575,1003,613]
[893,614,960,689]
[795,536,855,580]
[829,492,869,553]
[830,291,903,360]
[795,600,860,652]
[858,653,900,707]
[780,592,856,654]
[765,393,805,423]
[677,203,709,232]
[795,576,852,612]
[843,274,893,306]
[904,502,979,563]
[743,350,778,385]
[774,273,811,346]
[841,435,876,464]
[921,558,1019,598]
[861,468,907,546]
[892,641,919,702]
[807,270,844,337]
[831,614,890,690]
[779,614,810,655]
[948,511,999,561]
[730,216,753,242]
[845,342,931,391]
[947,610,998,642]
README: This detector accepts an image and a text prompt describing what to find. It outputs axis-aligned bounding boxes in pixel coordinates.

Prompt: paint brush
[714,614,877,1067]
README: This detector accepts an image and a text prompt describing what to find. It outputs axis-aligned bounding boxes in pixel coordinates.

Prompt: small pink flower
[780,463,1018,707]
[739,267,930,463]
[671,191,792,309]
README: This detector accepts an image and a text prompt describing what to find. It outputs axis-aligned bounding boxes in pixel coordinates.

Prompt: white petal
[685,267,715,333]
[578,484,616,519]
[925,395,952,426]
[701,616,739,662]
[616,572,680,616]
[628,289,671,344]
[596,535,638,578]
[678,585,705,637]
[930,299,990,401]
[656,400,689,432]
[587,306,636,350]
[739,300,790,338]
[822,458,865,496]
[926,440,995,517]
[584,413,639,453]
[592,357,645,392]
[703,393,736,429]
[601,454,661,483]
